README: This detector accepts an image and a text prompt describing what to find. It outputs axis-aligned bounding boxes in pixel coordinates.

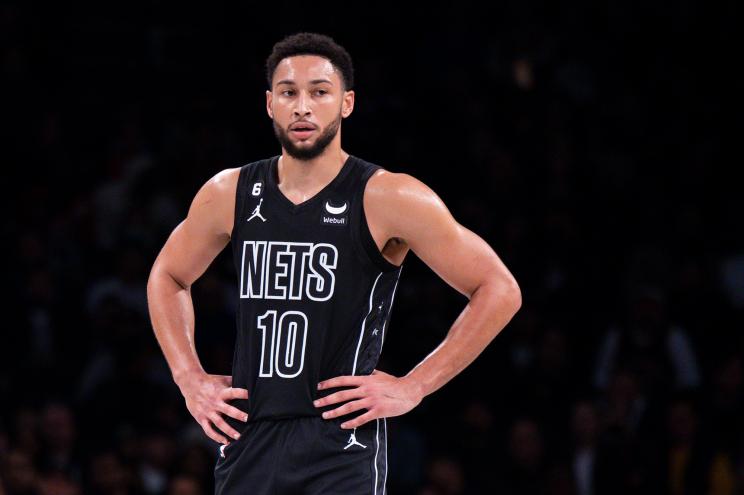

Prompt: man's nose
[294,92,311,116]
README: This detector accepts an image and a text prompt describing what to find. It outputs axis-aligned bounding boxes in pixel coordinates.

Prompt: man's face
[266,55,354,160]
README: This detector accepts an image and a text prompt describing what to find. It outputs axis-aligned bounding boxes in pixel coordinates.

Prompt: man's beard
[272,112,342,161]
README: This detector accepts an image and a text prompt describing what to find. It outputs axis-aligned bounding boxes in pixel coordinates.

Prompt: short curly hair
[265,32,354,91]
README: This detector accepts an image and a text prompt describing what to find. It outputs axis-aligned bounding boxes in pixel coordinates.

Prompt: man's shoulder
[361,163,453,248]
[203,155,273,194]
[202,167,242,197]
[363,165,446,238]
[214,166,243,183]
[364,166,433,201]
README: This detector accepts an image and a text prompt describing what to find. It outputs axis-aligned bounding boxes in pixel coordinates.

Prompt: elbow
[476,271,522,316]
[146,266,161,302]
[505,278,522,315]
[147,262,163,293]
[147,262,189,294]
[512,285,522,314]
[492,273,521,316]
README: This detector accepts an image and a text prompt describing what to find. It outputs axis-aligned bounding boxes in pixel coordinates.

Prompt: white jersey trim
[352,271,383,375]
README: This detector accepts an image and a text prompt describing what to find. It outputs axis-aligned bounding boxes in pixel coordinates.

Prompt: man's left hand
[314,369,423,429]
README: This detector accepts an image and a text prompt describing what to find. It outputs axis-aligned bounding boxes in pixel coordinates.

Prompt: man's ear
[341,90,355,118]
[266,90,273,119]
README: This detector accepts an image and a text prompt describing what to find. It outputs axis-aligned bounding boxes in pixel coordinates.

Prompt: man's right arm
[146,167,248,445]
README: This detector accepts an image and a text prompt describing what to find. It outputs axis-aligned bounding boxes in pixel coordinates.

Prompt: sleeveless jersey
[227,154,403,425]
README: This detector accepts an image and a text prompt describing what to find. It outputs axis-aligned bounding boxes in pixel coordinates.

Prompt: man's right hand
[176,371,249,444]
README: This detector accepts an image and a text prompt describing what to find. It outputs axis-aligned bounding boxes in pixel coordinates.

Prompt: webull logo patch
[321,199,348,227]
[321,215,347,226]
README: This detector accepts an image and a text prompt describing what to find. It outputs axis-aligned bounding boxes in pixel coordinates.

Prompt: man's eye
[316,90,328,95]
[282,90,294,96]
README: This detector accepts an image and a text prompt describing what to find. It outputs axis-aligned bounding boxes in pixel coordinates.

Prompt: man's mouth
[290,125,316,138]
[291,123,315,129]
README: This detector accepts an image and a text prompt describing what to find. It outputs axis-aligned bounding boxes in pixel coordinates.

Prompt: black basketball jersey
[227,154,403,424]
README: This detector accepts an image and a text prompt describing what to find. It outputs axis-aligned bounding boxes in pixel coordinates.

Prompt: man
[147,32,521,494]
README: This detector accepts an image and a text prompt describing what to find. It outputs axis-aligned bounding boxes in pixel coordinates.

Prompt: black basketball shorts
[214,415,388,494]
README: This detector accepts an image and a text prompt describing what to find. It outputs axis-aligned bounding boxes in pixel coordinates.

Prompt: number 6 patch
[252,182,263,196]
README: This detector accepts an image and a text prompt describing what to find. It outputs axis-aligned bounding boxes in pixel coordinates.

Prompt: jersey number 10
[256,310,308,378]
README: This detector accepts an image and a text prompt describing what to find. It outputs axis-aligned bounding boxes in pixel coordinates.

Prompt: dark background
[2,2,740,494]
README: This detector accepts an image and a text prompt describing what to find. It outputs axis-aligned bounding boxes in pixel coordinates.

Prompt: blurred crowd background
[2,2,739,494]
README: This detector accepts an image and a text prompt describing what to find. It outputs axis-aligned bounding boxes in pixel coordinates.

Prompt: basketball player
[147,32,522,494]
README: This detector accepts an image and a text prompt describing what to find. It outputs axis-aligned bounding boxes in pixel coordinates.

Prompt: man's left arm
[315,171,522,428]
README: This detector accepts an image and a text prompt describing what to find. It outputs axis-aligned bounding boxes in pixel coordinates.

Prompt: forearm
[146,267,204,386]
[402,281,521,399]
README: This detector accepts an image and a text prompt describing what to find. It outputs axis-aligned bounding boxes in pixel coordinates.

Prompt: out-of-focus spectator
[546,463,576,495]
[86,450,138,495]
[1,450,39,495]
[172,442,212,488]
[455,399,498,491]
[498,418,548,494]
[11,408,39,460]
[386,420,427,493]
[593,370,657,494]
[720,254,744,310]
[166,474,202,495]
[598,369,651,438]
[0,424,8,457]
[85,247,149,318]
[139,432,176,495]
[654,397,737,495]
[569,400,599,495]
[422,455,465,495]
[705,354,744,448]
[36,473,80,495]
[38,402,81,480]
[594,286,701,397]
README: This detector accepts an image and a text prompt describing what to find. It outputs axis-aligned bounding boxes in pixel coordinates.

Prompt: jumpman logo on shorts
[344,429,367,450]
[247,198,267,222]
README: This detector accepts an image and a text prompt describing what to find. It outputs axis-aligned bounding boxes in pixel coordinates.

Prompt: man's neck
[277,148,349,196]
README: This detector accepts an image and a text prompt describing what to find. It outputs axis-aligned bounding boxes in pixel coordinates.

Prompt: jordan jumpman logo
[344,429,367,450]
[247,198,267,222]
